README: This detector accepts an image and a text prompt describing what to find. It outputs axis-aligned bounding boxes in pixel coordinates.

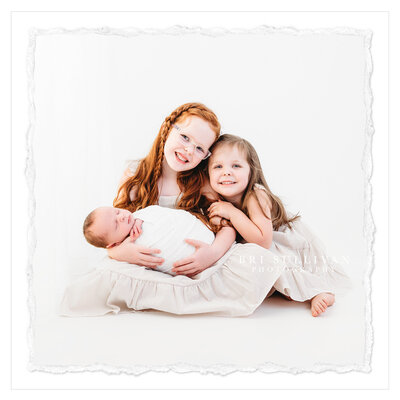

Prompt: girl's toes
[311,293,335,317]
[312,309,318,317]
[313,309,321,317]
[311,302,326,317]
[311,306,320,316]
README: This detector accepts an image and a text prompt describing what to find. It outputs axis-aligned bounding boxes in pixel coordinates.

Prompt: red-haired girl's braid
[114,102,221,231]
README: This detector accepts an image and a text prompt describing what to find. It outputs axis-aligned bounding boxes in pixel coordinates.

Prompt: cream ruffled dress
[60,163,282,317]
[254,184,352,301]
[59,162,351,317]
[270,222,352,301]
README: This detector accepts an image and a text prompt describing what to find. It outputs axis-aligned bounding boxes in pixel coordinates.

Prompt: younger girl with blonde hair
[207,134,351,317]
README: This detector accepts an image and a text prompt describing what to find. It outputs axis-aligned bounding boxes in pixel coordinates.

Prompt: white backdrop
[32,27,368,308]
[26,25,371,375]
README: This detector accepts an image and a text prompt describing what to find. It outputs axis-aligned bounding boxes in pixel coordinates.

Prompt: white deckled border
[25,25,375,376]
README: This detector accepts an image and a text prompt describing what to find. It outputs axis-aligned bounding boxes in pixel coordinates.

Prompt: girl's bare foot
[310,293,335,317]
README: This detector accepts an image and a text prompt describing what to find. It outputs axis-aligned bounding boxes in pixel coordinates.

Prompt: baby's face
[92,207,134,247]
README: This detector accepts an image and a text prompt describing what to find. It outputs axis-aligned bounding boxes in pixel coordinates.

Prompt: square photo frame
[12,13,385,384]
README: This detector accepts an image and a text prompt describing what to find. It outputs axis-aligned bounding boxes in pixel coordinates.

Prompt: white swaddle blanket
[132,205,215,275]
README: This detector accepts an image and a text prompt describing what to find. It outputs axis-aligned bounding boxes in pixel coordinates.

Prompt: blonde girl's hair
[208,134,300,231]
[113,102,221,231]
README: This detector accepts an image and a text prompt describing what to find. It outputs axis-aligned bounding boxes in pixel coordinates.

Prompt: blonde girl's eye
[233,164,241,168]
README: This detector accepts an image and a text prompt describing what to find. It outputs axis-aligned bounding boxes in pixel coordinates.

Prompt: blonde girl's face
[208,144,251,203]
[163,116,216,172]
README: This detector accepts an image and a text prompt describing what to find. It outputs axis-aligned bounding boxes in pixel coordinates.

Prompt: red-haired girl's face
[163,116,215,172]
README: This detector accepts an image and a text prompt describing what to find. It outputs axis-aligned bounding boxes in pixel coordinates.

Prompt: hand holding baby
[172,239,218,278]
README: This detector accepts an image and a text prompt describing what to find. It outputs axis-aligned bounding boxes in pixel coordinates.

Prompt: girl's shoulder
[118,160,141,202]
[126,159,141,175]
[253,183,267,192]
[251,183,272,210]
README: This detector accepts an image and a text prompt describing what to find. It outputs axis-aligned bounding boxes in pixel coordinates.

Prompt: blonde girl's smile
[208,144,250,202]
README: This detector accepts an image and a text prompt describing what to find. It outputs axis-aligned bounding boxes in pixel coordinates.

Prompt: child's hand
[109,239,164,268]
[208,200,235,220]
[209,215,223,226]
[129,218,143,242]
[171,239,217,278]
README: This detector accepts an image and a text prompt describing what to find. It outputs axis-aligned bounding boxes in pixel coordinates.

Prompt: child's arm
[200,182,228,229]
[171,225,236,277]
[107,237,165,267]
[208,190,273,249]
[208,225,237,261]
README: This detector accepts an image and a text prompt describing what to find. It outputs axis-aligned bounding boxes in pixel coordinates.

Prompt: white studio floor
[31,279,366,373]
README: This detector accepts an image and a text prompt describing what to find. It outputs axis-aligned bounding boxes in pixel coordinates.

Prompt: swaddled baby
[83,205,215,275]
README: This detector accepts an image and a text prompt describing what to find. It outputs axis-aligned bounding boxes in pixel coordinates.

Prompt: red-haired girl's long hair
[113,103,221,231]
